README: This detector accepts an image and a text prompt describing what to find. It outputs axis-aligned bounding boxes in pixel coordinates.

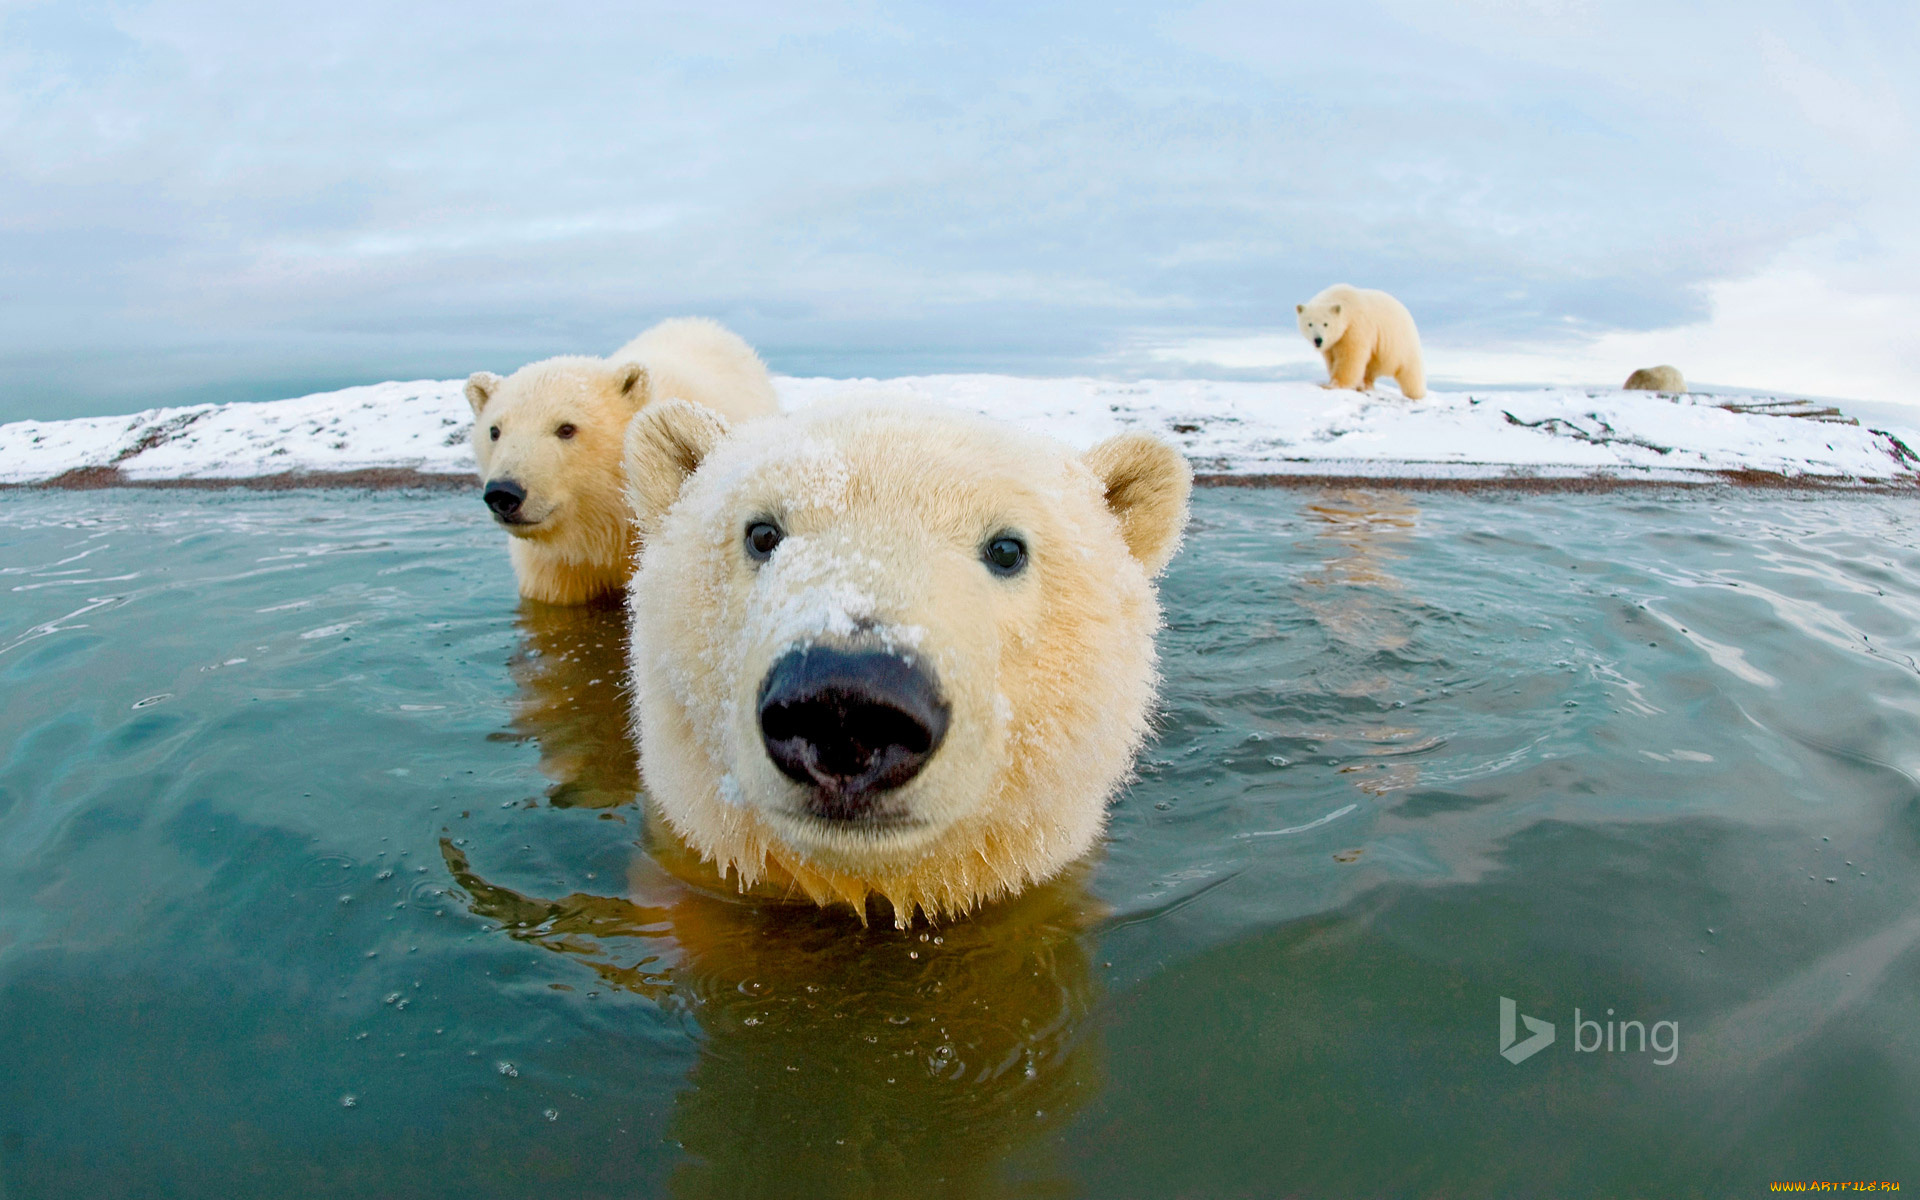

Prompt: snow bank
[2,375,1914,486]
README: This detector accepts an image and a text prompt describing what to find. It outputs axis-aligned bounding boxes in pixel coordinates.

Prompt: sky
[2,0,1917,422]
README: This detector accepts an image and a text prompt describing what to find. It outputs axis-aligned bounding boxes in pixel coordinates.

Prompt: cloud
[1,0,1916,419]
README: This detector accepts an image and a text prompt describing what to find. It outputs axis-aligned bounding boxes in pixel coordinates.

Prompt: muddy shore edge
[6,464,1917,494]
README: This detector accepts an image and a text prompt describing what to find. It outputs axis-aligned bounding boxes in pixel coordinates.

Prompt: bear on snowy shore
[621,397,1192,925]
[465,318,779,606]
[1296,284,1428,400]
[1623,365,1687,394]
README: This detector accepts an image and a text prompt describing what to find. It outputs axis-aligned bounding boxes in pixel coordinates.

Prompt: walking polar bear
[622,397,1192,926]
[1296,284,1428,399]
[466,318,780,605]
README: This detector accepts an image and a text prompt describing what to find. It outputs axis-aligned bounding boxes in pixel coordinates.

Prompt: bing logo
[1499,996,1555,1064]
[1498,996,1680,1066]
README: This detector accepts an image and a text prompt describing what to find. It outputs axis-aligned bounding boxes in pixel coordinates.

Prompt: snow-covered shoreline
[1,375,1915,488]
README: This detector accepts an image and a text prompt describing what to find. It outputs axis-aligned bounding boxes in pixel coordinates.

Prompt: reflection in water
[461,604,1104,1198]
[445,844,1101,1198]
[1297,489,1432,800]
[493,600,639,809]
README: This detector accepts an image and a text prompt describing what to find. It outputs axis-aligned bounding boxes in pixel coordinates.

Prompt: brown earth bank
[9,466,478,491]
[3,465,1916,495]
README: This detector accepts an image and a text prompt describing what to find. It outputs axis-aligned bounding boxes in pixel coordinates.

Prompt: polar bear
[466,318,780,606]
[1296,284,1427,399]
[1623,365,1686,393]
[622,397,1192,925]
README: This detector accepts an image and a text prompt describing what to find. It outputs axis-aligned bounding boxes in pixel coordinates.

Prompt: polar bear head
[466,357,655,568]
[623,398,1191,925]
[1296,294,1351,351]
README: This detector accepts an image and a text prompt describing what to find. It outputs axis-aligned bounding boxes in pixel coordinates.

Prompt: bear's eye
[555,423,577,440]
[744,520,784,562]
[983,534,1027,577]
[488,425,500,442]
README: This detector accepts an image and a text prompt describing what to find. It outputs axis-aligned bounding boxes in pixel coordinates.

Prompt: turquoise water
[1,487,1917,1198]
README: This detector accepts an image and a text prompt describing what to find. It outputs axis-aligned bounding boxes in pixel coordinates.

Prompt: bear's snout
[757,646,951,822]
[483,479,527,521]
[1312,336,1323,348]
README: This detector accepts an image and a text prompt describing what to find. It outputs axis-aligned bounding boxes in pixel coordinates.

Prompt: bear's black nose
[484,479,526,518]
[758,646,951,821]
[1313,336,1323,348]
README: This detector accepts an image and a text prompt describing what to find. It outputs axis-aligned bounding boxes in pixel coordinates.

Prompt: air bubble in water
[543,1109,559,1122]
[496,1061,519,1077]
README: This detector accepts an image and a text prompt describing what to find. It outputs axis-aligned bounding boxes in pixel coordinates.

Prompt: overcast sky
[3,0,1916,421]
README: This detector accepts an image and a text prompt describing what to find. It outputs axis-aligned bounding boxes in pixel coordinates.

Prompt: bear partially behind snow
[466,318,779,606]
[622,397,1192,925]
[1296,284,1428,399]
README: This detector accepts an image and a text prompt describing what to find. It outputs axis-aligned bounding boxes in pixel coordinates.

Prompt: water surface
[1,487,1917,1197]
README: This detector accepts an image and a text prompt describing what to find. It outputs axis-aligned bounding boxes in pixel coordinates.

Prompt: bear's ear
[1081,432,1192,577]
[465,372,502,416]
[624,398,732,538]
[1330,303,1341,314]
[1295,303,1304,313]
[617,362,650,409]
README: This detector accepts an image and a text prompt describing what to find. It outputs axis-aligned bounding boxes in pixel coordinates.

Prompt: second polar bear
[623,397,1192,925]
[467,318,780,605]
[1296,284,1428,399]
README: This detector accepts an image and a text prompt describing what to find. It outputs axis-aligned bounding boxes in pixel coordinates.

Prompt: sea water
[0,487,1915,1198]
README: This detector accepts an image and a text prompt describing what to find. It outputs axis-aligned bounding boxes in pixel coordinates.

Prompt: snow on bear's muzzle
[756,644,951,825]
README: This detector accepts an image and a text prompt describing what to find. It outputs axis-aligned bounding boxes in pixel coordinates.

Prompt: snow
[2,374,1914,486]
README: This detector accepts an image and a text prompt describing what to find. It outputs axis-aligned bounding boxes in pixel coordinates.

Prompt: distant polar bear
[466,318,780,606]
[1623,365,1686,393]
[622,397,1192,925]
[1296,284,1427,400]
